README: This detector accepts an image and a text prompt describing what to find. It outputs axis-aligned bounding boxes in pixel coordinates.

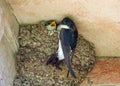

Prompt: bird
[46,17,78,78]
[45,20,57,35]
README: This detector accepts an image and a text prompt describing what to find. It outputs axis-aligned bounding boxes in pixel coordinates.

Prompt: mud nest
[13,21,96,86]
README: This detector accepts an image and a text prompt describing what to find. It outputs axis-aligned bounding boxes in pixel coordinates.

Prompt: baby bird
[45,20,57,35]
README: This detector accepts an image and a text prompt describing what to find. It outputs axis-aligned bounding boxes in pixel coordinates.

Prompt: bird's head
[45,20,57,31]
[57,17,75,31]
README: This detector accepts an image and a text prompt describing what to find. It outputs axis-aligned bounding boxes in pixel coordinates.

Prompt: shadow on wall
[0,7,4,41]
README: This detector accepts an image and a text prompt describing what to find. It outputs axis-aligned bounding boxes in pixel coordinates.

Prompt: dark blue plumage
[46,17,78,78]
[59,17,78,78]
[60,17,78,51]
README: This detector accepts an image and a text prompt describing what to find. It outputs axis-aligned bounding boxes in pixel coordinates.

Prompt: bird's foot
[46,53,63,70]
[55,60,63,70]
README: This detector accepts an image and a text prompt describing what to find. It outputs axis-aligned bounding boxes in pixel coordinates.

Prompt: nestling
[45,20,57,35]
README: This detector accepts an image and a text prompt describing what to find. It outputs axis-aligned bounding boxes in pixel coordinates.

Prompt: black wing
[70,26,78,51]
[60,29,76,78]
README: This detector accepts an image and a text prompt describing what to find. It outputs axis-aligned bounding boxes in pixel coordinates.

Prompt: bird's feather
[60,29,76,78]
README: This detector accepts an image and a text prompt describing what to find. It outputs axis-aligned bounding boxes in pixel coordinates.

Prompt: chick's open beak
[50,21,56,27]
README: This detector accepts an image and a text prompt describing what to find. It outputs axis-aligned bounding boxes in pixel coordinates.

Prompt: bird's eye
[50,21,56,27]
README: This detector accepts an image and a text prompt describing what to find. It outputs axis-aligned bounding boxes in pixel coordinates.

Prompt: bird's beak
[50,21,56,27]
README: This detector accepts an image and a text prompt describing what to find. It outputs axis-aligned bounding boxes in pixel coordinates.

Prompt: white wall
[8,0,120,56]
[0,0,19,86]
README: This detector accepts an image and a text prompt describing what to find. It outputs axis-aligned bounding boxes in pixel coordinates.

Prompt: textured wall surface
[0,0,19,86]
[7,0,120,56]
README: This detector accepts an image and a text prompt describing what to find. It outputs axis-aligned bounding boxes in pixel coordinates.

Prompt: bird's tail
[65,52,76,78]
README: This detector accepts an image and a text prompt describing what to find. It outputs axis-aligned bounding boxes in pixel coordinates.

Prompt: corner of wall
[0,0,19,86]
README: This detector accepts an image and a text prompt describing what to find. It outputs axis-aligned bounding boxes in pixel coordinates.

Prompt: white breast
[57,24,70,31]
[57,40,64,60]
[56,24,70,60]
